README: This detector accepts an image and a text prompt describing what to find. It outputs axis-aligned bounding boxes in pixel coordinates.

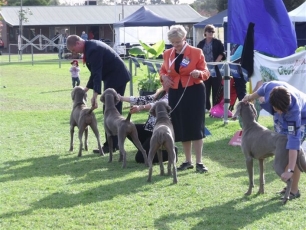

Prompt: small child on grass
[70,60,80,88]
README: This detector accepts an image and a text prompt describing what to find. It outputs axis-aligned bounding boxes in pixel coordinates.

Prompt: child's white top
[70,66,80,78]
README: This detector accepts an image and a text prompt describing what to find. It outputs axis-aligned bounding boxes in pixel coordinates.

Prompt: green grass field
[0,54,305,229]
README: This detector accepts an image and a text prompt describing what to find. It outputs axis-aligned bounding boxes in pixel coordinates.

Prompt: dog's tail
[84,107,96,125]
[126,112,132,121]
[87,106,95,114]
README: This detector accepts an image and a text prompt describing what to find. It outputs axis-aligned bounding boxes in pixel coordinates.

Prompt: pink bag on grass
[209,100,233,118]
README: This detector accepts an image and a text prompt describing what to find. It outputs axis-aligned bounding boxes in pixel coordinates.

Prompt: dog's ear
[232,102,242,120]
[166,104,171,114]
[249,102,257,119]
[150,104,156,117]
[114,93,120,105]
[100,94,105,104]
[71,88,75,100]
[83,90,87,102]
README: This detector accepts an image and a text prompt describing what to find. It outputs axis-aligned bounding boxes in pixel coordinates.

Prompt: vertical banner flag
[228,0,297,58]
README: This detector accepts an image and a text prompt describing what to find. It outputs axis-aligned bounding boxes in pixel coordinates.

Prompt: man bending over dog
[66,35,131,153]
[243,80,306,200]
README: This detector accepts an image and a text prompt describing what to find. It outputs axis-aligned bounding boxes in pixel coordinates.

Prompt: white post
[223,42,231,124]
[19,0,23,60]
[121,0,124,19]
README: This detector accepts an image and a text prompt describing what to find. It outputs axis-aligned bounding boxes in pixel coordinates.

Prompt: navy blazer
[197,38,225,61]
[84,40,131,94]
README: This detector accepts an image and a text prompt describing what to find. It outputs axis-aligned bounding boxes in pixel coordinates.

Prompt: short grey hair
[167,25,187,40]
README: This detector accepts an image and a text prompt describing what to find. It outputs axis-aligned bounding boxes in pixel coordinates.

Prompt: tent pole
[223,42,231,125]
[192,26,195,47]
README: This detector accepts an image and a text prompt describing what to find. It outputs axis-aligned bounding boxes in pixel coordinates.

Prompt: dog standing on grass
[147,101,177,184]
[69,86,104,157]
[100,88,148,168]
[233,101,306,204]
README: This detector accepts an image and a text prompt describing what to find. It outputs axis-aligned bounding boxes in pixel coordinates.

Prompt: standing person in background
[88,31,94,40]
[53,32,60,53]
[160,25,210,173]
[81,31,88,41]
[58,32,68,59]
[0,38,4,55]
[242,80,306,200]
[66,35,131,153]
[230,44,247,102]
[70,60,80,88]
[197,24,225,112]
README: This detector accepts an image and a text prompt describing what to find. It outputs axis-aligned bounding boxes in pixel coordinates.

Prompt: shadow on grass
[0,149,153,184]
[153,196,284,229]
[40,89,72,94]
[0,151,178,219]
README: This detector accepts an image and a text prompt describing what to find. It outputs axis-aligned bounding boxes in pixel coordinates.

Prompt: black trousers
[233,75,247,101]
[127,124,178,163]
[103,83,127,148]
[204,76,222,110]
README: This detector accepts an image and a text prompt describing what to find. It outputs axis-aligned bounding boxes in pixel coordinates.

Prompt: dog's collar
[157,111,171,118]
[73,102,85,109]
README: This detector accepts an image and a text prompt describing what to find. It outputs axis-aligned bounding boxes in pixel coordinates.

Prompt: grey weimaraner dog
[233,101,306,204]
[69,86,104,157]
[147,101,177,184]
[100,88,148,168]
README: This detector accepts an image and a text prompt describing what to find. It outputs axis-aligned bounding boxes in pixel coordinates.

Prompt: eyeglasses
[206,31,215,33]
[170,39,185,46]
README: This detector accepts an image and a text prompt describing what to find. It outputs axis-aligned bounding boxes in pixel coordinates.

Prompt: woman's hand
[242,92,260,103]
[281,171,293,182]
[161,75,173,88]
[190,70,200,78]
[130,105,140,114]
[117,93,122,102]
[242,94,251,103]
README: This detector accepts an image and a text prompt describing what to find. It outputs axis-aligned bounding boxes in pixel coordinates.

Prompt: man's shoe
[93,145,118,154]
[196,163,208,173]
[93,149,101,154]
[177,162,194,171]
[102,145,118,153]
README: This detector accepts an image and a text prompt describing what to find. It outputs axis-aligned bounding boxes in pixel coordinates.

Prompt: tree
[0,0,7,35]
[190,0,219,16]
[48,0,60,6]
[191,0,305,16]
[283,0,305,11]
[7,0,49,6]
[216,0,227,11]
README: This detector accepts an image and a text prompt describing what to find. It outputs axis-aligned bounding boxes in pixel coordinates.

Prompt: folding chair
[142,61,157,78]
[130,57,141,76]
[155,63,162,74]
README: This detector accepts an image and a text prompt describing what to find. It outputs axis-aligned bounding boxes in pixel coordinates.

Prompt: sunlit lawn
[0,53,305,229]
